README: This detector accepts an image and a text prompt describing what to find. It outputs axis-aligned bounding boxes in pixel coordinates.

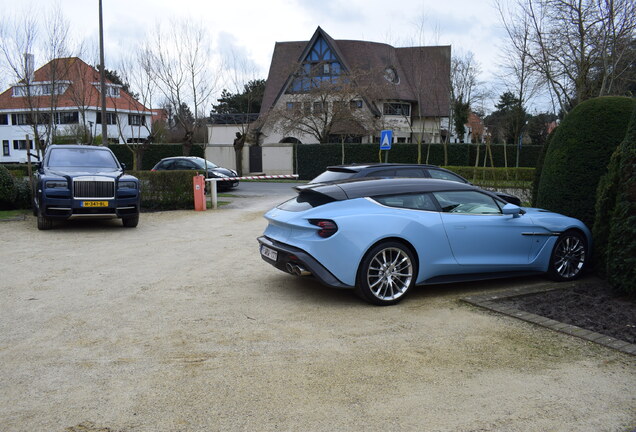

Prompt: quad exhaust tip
[286,263,311,277]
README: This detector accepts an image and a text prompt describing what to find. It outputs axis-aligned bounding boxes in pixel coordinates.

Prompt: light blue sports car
[258,178,591,305]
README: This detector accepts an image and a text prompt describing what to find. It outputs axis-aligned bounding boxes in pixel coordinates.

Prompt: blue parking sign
[380,130,393,150]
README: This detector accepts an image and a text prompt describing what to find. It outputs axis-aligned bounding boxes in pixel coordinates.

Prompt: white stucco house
[0,57,152,163]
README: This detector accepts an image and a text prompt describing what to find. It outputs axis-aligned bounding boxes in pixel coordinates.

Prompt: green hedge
[536,96,635,228]
[109,144,205,171]
[131,170,196,211]
[595,106,636,294]
[295,143,542,180]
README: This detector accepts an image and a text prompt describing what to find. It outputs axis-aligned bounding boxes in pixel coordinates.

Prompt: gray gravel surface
[1,189,635,432]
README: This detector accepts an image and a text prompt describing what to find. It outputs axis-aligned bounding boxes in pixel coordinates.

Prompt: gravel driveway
[1,187,634,432]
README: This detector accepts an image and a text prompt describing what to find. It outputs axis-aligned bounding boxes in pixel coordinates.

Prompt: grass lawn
[0,209,30,220]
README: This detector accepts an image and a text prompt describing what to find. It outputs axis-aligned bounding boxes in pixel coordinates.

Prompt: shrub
[535,96,636,228]
[13,178,33,209]
[131,170,196,211]
[598,107,636,294]
[0,165,17,210]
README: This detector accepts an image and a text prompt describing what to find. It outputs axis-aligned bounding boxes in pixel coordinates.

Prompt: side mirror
[502,203,522,218]
[121,163,127,171]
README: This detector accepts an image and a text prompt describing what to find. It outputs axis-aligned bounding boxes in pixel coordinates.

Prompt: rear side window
[278,191,336,212]
[373,193,437,211]
[311,169,356,183]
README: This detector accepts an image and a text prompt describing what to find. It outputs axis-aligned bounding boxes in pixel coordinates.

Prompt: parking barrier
[205,174,299,209]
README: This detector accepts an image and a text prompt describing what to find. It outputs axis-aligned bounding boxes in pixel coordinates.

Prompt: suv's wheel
[547,230,587,281]
[356,241,416,306]
[37,210,53,230]
[122,215,139,228]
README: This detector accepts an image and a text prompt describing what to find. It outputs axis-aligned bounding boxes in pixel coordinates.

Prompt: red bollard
[193,175,206,211]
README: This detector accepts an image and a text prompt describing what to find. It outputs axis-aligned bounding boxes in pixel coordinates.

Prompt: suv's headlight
[45,180,68,189]
[118,181,137,190]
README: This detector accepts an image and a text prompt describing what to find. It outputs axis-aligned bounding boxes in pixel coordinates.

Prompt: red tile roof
[0,57,150,113]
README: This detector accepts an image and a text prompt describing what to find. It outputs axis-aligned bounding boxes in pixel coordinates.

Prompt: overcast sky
[0,0,518,112]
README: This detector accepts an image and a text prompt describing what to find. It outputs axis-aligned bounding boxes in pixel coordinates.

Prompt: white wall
[206,143,295,176]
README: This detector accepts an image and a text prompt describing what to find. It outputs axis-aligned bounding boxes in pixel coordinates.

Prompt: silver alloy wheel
[366,247,414,301]
[553,234,586,279]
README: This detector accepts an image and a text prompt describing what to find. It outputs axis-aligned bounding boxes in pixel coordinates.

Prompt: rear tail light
[309,219,338,238]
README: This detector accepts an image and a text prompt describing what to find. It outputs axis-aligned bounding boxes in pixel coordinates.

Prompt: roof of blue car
[297,178,477,200]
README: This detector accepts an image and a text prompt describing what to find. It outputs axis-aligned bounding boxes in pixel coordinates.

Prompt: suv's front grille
[73,177,115,199]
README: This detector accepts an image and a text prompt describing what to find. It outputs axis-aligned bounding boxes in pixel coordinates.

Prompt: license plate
[81,201,109,207]
[260,245,278,261]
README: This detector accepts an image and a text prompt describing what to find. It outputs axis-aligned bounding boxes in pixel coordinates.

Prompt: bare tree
[267,63,381,146]
[148,19,220,155]
[509,0,636,113]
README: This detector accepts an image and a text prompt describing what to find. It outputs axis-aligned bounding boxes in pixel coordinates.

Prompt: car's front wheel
[122,215,139,228]
[356,241,417,306]
[37,210,53,230]
[547,230,587,281]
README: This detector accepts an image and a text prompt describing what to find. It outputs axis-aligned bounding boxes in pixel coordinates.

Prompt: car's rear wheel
[122,215,139,228]
[548,230,587,281]
[356,241,416,306]
[37,210,53,230]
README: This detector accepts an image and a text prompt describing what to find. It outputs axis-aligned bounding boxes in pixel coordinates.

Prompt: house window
[313,102,325,114]
[96,112,117,125]
[11,113,32,125]
[128,114,145,126]
[56,111,79,124]
[12,140,33,150]
[286,102,301,112]
[287,35,343,94]
[350,100,363,109]
[2,140,9,156]
[383,103,411,116]
[0,114,8,125]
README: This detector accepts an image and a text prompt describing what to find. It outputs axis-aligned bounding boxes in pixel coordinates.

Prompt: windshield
[192,158,219,170]
[47,148,120,169]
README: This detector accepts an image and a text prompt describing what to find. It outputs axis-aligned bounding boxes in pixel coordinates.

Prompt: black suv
[310,163,522,205]
[34,145,141,230]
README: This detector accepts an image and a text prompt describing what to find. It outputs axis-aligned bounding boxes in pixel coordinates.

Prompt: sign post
[380,130,393,163]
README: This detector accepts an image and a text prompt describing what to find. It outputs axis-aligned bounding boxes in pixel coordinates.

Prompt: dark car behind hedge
[34,145,140,230]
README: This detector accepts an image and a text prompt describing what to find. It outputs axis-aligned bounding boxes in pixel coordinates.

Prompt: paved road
[229,180,304,198]
[1,194,634,432]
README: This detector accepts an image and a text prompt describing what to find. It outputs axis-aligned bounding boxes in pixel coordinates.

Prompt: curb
[461,283,636,356]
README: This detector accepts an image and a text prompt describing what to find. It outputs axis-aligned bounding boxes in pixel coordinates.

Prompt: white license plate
[260,245,278,261]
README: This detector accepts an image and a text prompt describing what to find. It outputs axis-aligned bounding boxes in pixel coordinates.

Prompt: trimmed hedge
[109,144,205,171]
[536,96,636,228]
[295,143,542,180]
[130,170,196,211]
[595,106,636,294]
[0,165,17,209]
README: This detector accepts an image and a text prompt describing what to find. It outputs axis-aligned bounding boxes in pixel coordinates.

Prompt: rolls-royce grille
[73,178,115,199]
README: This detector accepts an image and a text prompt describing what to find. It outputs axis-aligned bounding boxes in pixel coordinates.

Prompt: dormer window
[93,83,121,98]
[12,81,70,97]
[383,67,399,84]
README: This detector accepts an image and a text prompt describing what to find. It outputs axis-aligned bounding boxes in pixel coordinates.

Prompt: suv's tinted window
[433,191,501,214]
[374,193,437,211]
[427,169,467,183]
[369,169,397,178]
[395,168,426,178]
